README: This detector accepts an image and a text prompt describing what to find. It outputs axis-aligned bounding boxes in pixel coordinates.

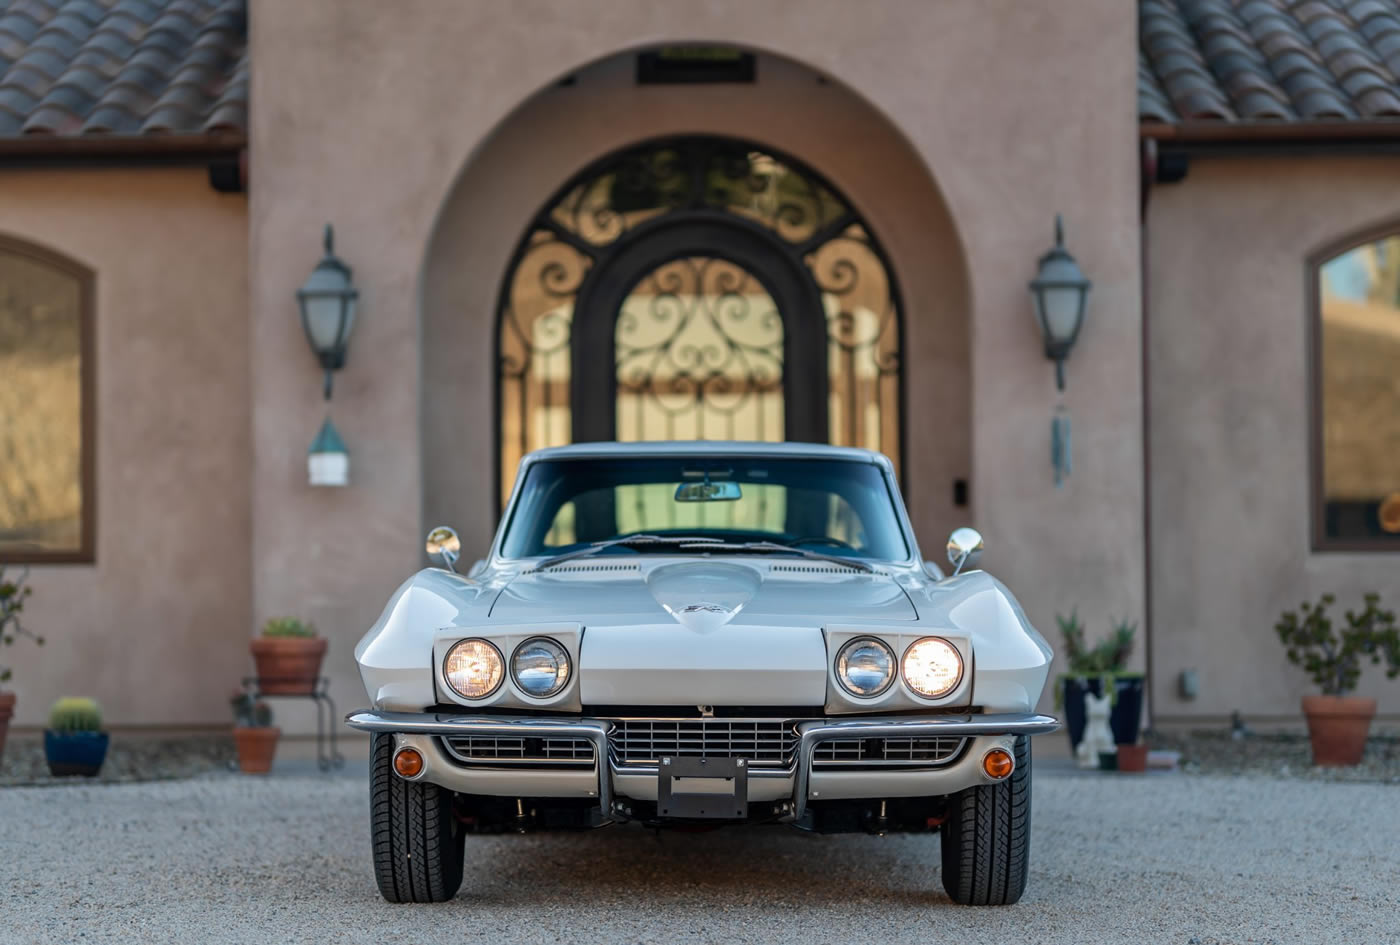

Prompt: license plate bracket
[657,756,748,819]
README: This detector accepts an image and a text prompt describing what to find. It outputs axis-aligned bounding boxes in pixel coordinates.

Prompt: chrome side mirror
[946,527,984,576]
[425,525,461,572]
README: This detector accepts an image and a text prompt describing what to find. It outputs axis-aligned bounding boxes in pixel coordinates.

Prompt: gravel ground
[2,762,1398,945]
[0,736,234,786]
[1151,730,1400,783]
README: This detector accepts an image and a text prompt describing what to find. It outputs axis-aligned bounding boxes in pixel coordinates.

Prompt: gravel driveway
[2,764,1397,945]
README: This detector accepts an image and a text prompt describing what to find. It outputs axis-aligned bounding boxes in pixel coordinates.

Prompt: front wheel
[370,734,465,903]
[939,736,1032,905]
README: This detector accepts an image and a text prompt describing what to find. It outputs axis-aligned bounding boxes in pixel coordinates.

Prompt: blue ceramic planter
[44,730,109,777]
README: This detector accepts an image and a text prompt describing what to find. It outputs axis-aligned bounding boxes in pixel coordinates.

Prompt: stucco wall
[1148,157,1400,722]
[249,0,1142,720]
[0,168,249,728]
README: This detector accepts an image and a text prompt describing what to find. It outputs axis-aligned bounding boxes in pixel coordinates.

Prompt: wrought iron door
[496,136,904,507]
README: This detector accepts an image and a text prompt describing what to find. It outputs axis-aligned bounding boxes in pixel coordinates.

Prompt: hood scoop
[645,561,760,633]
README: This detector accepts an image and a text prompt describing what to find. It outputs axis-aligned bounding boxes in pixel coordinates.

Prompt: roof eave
[1141,119,1400,143]
[0,132,247,160]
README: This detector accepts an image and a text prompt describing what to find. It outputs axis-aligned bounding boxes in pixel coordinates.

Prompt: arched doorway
[496,135,903,508]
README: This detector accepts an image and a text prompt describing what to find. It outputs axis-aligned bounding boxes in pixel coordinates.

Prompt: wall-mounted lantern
[1028,214,1091,392]
[297,223,358,401]
[1028,215,1091,487]
[308,416,349,487]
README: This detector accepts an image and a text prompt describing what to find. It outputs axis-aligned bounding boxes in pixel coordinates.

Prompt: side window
[1314,232,1400,549]
[0,239,93,562]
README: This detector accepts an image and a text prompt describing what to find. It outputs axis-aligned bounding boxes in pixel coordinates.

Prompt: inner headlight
[443,639,504,700]
[903,637,963,698]
[511,637,571,698]
[835,637,896,697]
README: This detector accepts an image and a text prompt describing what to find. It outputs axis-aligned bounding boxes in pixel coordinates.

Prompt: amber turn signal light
[393,747,424,779]
[982,748,1014,780]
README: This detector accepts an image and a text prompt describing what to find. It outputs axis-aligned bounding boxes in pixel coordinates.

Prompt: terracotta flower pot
[250,637,327,695]
[0,690,15,762]
[1301,695,1376,767]
[233,725,280,774]
[1116,743,1149,773]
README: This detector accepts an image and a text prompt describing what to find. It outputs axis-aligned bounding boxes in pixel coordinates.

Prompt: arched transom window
[1314,229,1400,548]
[496,135,903,507]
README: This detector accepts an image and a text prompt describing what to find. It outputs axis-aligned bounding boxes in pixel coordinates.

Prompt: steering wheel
[788,535,857,550]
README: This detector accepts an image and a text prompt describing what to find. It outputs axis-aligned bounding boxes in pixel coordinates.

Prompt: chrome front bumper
[345,710,1060,823]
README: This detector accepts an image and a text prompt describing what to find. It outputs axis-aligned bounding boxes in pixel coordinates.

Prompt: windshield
[499,456,910,561]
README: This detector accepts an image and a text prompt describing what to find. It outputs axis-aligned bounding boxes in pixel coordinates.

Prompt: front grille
[812,736,966,767]
[440,735,595,767]
[607,718,802,768]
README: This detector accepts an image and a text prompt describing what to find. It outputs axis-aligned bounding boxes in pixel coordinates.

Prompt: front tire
[370,734,464,903]
[939,736,1032,905]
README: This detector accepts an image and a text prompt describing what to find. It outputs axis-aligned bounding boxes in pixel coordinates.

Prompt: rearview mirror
[674,481,742,503]
[425,525,461,572]
[946,527,983,576]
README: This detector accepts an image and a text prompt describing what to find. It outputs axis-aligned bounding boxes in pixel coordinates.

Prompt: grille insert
[440,735,595,767]
[608,718,801,768]
[812,736,966,767]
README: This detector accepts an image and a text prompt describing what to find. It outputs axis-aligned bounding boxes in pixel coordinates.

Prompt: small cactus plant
[48,697,103,733]
[231,690,273,727]
[261,617,317,639]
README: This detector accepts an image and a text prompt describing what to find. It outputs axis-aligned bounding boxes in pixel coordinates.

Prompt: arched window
[495,136,903,508]
[1312,227,1400,549]
[0,238,94,562]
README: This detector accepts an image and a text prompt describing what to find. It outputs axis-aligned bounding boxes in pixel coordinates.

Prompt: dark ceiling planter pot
[0,690,15,763]
[233,726,280,774]
[250,637,327,695]
[44,730,109,777]
[1301,695,1375,767]
[1061,674,1145,751]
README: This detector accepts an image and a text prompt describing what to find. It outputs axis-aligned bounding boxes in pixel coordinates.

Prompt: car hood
[489,557,918,627]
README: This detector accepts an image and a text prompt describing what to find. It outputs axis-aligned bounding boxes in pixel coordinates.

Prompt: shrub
[231,691,273,727]
[261,617,317,639]
[1275,593,1400,697]
[49,697,103,733]
[1058,612,1136,675]
[0,565,43,685]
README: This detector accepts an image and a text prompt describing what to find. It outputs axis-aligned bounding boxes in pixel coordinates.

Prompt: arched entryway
[420,48,968,553]
[496,135,904,509]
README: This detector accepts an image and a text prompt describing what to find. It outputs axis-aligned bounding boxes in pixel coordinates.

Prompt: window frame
[1307,220,1400,553]
[0,235,96,565]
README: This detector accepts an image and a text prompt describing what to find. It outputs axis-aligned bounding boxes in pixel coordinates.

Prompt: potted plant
[1276,592,1399,766]
[231,690,279,774]
[44,697,109,777]
[1055,612,1144,751]
[0,565,43,764]
[250,617,326,695]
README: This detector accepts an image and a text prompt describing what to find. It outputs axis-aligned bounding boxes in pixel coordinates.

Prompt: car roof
[521,440,894,469]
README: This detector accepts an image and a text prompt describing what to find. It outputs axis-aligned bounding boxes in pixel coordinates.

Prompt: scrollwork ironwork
[497,136,904,506]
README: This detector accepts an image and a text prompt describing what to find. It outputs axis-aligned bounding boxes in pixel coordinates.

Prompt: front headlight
[444,639,504,699]
[902,637,963,698]
[835,637,896,697]
[511,637,571,698]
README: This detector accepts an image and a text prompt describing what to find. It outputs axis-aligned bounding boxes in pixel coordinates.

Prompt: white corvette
[348,441,1057,905]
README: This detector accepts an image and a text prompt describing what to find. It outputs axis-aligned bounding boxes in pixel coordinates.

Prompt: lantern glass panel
[1037,284,1082,344]
[302,293,354,352]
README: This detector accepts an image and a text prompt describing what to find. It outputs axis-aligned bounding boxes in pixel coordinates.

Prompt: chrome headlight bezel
[834,636,897,698]
[901,636,964,699]
[443,638,505,700]
[510,636,572,699]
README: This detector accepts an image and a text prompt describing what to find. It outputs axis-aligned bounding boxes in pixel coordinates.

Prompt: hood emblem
[645,561,761,633]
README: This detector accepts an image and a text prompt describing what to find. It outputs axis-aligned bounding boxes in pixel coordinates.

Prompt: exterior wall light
[298,224,357,488]
[1028,215,1091,487]
[1028,214,1091,392]
[297,223,358,401]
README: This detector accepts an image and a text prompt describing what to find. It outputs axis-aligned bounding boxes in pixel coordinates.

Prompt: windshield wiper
[533,534,723,570]
[676,540,874,573]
